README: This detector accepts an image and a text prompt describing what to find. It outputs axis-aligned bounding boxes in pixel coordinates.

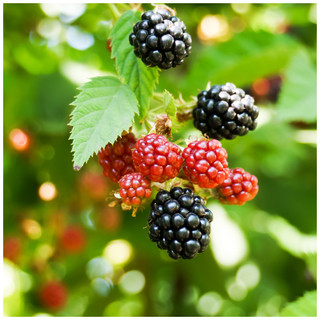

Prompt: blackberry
[119,172,152,205]
[132,133,183,182]
[148,187,213,260]
[182,139,229,189]
[193,82,259,140]
[217,168,259,205]
[129,9,192,69]
[98,132,136,183]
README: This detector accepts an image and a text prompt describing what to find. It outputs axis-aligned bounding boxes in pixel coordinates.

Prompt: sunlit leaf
[279,290,317,316]
[69,76,138,169]
[276,50,316,123]
[110,10,159,120]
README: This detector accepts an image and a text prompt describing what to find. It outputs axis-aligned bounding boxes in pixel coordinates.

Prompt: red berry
[60,226,86,253]
[98,133,137,183]
[3,236,21,263]
[132,133,183,182]
[182,139,229,188]
[39,281,68,311]
[119,172,152,205]
[217,168,259,205]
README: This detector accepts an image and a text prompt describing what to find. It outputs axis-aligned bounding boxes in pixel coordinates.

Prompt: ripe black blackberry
[193,82,259,140]
[148,187,213,260]
[129,9,192,69]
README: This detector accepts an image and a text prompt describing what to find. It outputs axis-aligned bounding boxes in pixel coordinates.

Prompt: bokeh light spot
[37,18,62,41]
[19,271,33,292]
[9,128,29,151]
[198,15,231,42]
[231,3,251,14]
[22,219,42,239]
[86,257,113,280]
[35,244,54,261]
[210,204,248,268]
[103,239,133,266]
[38,182,57,201]
[104,297,144,317]
[40,3,86,23]
[196,291,223,316]
[66,26,94,50]
[119,270,145,295]
[3,260,16,298]
[226,279,248,301]
[236,263,260,290]
[91,278,113,297]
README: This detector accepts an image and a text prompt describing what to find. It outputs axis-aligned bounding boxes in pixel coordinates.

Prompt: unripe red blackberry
[60,226,86,253]
[193,82,259,140]
[119,172,152,205]
[217,168,259,205]
[132,133,183,182]
[98,133,136,182]
[148,187,213,259]
[182,139,229,188]
[39,281,68,311]
[129,9,192,69]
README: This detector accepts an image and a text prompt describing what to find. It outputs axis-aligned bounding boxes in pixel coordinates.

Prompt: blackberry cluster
[193,82,259,140]
[148,187,213,260]
[129,9,192,69]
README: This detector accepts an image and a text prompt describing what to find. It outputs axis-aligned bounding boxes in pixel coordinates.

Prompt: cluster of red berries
[98,132,258,207]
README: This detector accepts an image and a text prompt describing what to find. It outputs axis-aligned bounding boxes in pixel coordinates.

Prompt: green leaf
[276,50,316,123]
[184,31,299,91]
[279,290,317,317]
[69,76,138,169]
[110,10,159,120]
[163,90,176,117]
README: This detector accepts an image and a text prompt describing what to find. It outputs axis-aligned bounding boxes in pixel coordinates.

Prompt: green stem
[107,3,121,20]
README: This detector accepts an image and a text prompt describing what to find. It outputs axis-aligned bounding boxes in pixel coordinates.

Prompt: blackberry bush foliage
[193,82,259,140]
[148,188,213,259]
[69,5,260,261]
[129,9,192,69]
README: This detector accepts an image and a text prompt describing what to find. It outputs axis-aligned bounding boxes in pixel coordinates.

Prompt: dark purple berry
[148,188,213,260]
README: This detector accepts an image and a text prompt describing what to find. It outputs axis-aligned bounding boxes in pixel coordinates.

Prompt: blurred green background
[3,3,317,317]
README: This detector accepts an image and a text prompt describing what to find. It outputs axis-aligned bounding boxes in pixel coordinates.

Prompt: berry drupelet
[98,133,136,182]
[148,187,213,260]
[132,133,183,182]
[182,139,229,189]
[119,172,152,206]
[193,82,259,140]
[129,9,192,69]
[217,168,259,205]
